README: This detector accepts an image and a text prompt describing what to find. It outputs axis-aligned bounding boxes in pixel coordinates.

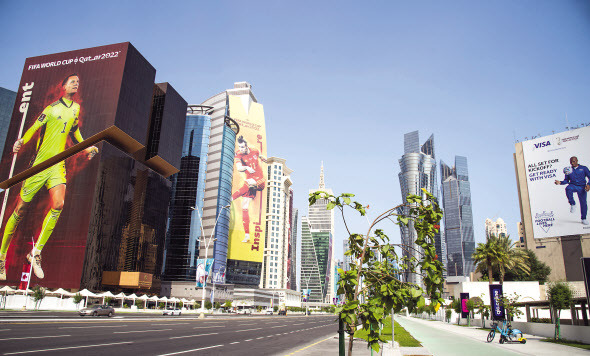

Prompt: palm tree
[495,235,529,284]
[472,236,500,283]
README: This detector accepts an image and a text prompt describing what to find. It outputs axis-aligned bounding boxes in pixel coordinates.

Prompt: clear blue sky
[1,1,590,262]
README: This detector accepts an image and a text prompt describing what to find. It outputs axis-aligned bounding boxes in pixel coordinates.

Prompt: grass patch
[540,338,590,350]
[381,318,422,347]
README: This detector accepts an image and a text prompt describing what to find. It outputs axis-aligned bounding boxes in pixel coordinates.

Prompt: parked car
[265,309,273,315]
[278,310,287,316]
[237,309,252,315]
[79,305,115,317]
[163,308,182,316]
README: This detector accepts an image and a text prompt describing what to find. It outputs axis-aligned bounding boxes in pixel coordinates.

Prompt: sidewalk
[282,316,590,356]
[396,315,590,356]
[280,334,402,356]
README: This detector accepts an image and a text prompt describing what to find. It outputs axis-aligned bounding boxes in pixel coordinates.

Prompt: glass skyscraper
[162,106,211,281]
[397,131,445,285]
[440,156,475,277]
[301,164,336,302]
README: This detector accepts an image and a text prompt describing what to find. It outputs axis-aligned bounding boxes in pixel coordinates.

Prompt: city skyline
[1,2,590,261]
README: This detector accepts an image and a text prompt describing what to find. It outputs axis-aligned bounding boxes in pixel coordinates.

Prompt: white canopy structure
[78,289,98,308]
[97,291,115,305]
[169,297,179,308]
[114,292,126,308]
[159,296,168,309]
[14,289,33,294]
[47,288,74,297]
[0,286,15,294]
[138,294,149,309]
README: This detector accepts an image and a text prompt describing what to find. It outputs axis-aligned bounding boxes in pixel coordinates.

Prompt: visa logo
[534,141,551,148]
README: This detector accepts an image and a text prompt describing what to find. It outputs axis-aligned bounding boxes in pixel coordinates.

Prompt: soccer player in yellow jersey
[0,74,98,280]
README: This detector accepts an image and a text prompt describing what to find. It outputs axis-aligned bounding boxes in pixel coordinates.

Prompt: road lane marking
[234,328,262,332]
[270,325,287,328]
[284,335,333,355]
[169,332,218,339]
[256,337,264,339]
[157,344,223,356]
[229,342,240,344]
[0,329,11,331]
[293,323,304,325]
[151,323,190,326]
[60,325,128,329]
[3,341,134,355]
[193,326,225,329]
[0,335,71,341]
[235,323,256,325]
[114,328,172,334]
[244,339,253,341]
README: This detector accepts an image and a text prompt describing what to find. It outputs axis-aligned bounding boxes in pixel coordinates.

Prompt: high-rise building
[0,87,16,158]
[198,84,242,283]
[301,164,335,303]
[162,105,212,282]
[289,206,298,291]
[342,240,353,272]
[0,43,186,292]
[397,131,444,284]
[440,156,475,277]
[260,157,293,289]
[485,218,507,239]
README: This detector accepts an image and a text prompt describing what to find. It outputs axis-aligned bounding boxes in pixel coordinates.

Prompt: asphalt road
[0,313,337,355]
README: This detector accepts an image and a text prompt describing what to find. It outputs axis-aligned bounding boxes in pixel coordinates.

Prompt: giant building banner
[521,126,590,239]
[227,95,267,263]
[0,43,156,289]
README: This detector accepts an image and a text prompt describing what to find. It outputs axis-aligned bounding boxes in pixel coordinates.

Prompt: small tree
[32,285,46,310]
[205,300,212,310]
[547,282,573,340]
[223,300,232,310]
[465,300,476,326]
[475,299,490,328]
[104,296,112,306]
[273,305,278,312]
[178,301,183,309]
[452,299,462,325]
[445,308,452,323]
[73,293,83,310]
[499,293,523,322]
[158,302,165,309]
[214,301,221,309]
[319,189,444,355]
[135,300,143,309]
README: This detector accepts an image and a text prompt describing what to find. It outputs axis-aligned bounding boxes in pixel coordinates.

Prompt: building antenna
[566,112,570,130]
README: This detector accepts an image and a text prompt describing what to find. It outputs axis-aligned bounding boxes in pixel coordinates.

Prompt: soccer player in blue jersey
[555,156,590,225]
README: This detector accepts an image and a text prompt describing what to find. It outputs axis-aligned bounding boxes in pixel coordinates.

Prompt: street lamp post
[303,277,311,316]
[191,204,231,319]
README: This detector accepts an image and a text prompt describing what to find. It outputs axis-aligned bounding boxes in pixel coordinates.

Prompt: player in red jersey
[232,135,266,243]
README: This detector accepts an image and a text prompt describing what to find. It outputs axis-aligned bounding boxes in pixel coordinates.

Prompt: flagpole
[23,236,33,310]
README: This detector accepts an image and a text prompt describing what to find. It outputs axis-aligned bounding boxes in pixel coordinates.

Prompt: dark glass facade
[440,156,475,277]
[81,143,172,291]
[162,113,211,281]
[0,87,16,159]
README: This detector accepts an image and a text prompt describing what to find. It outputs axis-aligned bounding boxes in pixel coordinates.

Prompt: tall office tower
[398,131,444,285]
[260,157,293,289]
[302,164,336,302]
[198,84,242,283]
[300,216,323,302]
[485,218,507,239]
[162,106,212,281]
[0,43,186,292]
[0,88,16,158]
[342,240,353,271]
[440,156,475,277]
[289,205,298,291]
